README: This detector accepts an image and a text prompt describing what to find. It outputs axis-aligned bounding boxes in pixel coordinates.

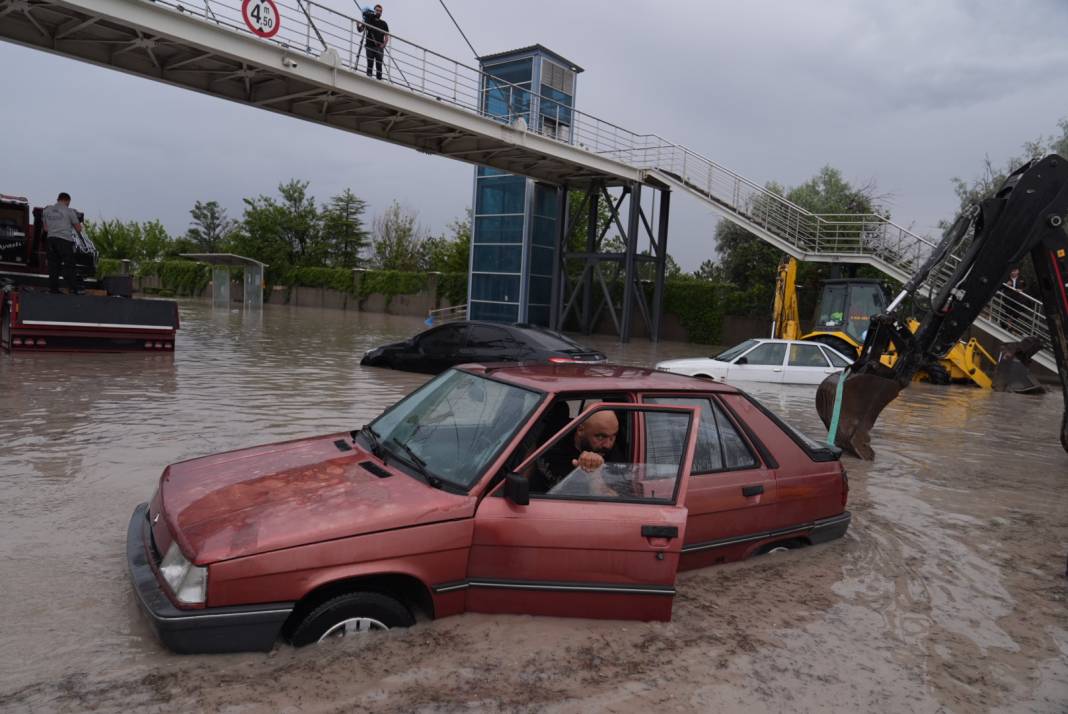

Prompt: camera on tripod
[361,7,376,23]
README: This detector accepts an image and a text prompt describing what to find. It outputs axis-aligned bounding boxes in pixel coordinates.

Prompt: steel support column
[651,190,671,342]
[620,183,641,342]
[549,184,568,331]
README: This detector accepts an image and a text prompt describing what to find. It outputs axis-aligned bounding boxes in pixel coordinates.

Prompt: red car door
[465,403,699,622]
[642,394,779,569]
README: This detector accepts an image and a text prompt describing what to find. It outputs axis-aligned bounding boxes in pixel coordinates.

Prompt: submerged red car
[127,364,850,654]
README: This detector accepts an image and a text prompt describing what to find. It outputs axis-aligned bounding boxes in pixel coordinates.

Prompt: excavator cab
[807,279,887,355]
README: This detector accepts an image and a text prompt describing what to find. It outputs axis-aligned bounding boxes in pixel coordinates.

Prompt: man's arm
[381,21,389,47]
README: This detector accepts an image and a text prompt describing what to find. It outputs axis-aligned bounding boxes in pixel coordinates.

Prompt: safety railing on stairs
[148,1,1054,360]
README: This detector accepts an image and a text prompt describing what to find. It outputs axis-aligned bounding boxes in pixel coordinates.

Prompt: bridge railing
[155,1,1053,357]
[162,1,662,160]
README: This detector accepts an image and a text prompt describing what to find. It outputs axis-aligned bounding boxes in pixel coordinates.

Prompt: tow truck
[817,154,1068,459]
[0,193,179,352]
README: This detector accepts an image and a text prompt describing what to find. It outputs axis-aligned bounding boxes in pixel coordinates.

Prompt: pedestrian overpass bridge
[0,0,1054,369]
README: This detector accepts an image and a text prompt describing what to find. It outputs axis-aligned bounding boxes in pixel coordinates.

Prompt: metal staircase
[620,145,1055,371]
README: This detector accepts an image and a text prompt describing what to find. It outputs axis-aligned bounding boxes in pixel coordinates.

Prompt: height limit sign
[242,0,280,38]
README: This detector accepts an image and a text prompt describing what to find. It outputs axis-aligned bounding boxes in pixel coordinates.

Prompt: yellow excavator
[771,256,997,387]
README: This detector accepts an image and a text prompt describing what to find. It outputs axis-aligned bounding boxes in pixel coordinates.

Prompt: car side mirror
[735,356,748,365]
[504,472,529,506]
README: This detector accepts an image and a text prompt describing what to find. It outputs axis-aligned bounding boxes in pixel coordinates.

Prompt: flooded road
[1,300,1066,713]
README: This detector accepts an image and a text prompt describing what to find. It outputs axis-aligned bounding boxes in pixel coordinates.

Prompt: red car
[127,364,850,653]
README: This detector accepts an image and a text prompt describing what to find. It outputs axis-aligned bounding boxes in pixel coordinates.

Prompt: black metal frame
[550,180,672,342]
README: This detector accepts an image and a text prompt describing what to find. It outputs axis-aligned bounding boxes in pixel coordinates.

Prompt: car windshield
[369,370,543,489]
[713,339,758,362]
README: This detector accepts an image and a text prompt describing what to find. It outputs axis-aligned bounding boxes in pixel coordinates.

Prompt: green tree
[370,201,427,271]
[185,200,236,253]
[713,169,886,316]
[230,179,324,279]
[941,117,1068,293]
[946,117,1068,218]
[692,258,720,281]
[85,218,172,261]
[321,188,369,268]
[424,211,471,273]
[276,179,323,265]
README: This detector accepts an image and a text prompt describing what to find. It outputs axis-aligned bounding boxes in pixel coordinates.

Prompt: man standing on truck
[41,192,84,294]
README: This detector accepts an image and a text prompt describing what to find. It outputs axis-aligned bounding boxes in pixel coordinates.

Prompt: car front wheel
[290,591,414,647]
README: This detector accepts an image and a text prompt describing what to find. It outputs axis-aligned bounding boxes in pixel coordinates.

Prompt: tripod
[353,9,411,87]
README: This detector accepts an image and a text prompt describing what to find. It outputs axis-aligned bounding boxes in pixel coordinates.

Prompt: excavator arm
[817,154,1068,459]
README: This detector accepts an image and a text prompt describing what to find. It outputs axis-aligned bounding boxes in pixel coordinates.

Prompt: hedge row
[120,261,746,343]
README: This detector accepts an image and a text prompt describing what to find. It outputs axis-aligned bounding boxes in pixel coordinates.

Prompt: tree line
[86,179,470,281]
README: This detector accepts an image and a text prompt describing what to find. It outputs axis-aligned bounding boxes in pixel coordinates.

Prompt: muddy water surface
[1,301,1066,713]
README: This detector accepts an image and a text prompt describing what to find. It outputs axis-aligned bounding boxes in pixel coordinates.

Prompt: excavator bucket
[816,371,903,460]
[992,337,1046,394]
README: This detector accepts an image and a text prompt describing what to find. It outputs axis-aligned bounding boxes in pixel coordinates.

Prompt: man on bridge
[357,4,389,81]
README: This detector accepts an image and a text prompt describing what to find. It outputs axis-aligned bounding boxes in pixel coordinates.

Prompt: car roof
[734,338,851,354]
[439,320,561,335]
[459,363,739,393]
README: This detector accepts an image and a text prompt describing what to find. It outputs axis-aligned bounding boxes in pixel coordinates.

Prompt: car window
[788,343,829,367]
[739,342,786,366]
[714,339,757,362]
[370,370,543,489]
[467,325,519,349]
[822,347,852,368]
[419,325,465,353]
[644,397,758,473]
[522,407,692,504]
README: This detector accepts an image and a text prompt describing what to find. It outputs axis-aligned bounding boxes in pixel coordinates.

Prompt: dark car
[361,320,606,373]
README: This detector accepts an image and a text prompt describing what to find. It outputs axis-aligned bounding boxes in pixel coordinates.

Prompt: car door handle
[772,368,782,372]
[641,525,678,539]
[742,484,764,497]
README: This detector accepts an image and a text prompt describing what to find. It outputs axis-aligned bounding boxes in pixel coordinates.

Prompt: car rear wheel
[290,591,414,647]
[759,538,803,555]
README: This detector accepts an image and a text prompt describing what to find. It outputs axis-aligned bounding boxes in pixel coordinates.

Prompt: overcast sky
[3,0,1068,270]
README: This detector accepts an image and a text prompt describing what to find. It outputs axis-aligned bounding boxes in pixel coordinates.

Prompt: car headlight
[159,542,208,605]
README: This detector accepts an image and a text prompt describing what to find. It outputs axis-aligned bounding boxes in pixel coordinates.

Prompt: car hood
[657,357,724,370]
[158,433,475,564]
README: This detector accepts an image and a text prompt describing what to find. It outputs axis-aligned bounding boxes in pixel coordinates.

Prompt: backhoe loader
[772,257,1004,388]
[816,154,1068,459]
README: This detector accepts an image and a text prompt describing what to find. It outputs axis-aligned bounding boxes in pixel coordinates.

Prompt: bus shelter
[180,254,267,309]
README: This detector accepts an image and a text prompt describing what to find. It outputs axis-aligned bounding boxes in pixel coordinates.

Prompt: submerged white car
[656,338,854,385]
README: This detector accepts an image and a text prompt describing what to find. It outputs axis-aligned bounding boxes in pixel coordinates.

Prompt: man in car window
[532,411,620,493]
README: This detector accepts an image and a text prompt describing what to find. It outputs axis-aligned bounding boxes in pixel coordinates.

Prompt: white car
[656,338,854,385]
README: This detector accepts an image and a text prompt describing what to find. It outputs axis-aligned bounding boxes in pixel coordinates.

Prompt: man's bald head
[576,410,619,455]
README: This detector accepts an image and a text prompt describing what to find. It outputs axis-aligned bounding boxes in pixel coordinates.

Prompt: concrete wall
[137,270,456,318]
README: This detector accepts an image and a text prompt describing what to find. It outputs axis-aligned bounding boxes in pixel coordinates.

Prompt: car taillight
[548,356,576,364]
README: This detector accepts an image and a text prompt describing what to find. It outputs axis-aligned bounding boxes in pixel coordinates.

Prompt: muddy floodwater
[1,300,1066,713]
